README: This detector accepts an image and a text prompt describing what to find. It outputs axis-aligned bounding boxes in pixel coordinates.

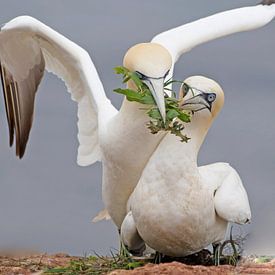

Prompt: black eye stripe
[164,70,170,79]
[135,71,147,80]
[135,69,170,80]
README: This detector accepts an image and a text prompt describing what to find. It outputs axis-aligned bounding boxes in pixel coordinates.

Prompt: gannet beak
[146,78,166,121]
[180,91,216,113]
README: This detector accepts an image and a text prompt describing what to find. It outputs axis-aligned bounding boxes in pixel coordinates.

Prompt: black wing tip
[18,153,24,159]
[16,146,26,159]
[261,0,275,5]
[19,143,27,159]
[9,137,14,147]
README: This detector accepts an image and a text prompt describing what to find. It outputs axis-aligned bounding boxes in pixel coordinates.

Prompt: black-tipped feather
[0,53,45,158]
[261,0,275,5]
[0,64,14,146]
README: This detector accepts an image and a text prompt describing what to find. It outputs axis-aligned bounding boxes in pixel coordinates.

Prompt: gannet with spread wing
[0,1,274,232]
[0,20,171,228]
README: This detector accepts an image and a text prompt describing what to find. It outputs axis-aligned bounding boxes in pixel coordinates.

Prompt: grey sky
[0,0,274,256]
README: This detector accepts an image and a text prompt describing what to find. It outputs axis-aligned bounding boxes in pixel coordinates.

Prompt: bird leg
[120,211,146,257]
[119,234,145,257]
[118,229,131,258]
[119,240,131,258]
[153,251,164,264]
[213,242,222,266]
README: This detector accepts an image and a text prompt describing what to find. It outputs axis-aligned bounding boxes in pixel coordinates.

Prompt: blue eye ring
[207,93,216,102]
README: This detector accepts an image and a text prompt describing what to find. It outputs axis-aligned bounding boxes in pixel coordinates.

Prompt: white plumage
[0,2,274,235]
[122,77,251,256]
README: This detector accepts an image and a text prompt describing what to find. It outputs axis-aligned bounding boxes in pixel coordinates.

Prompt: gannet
[0,1,274,232]
[121,76,251,256]
[0,20,171,228]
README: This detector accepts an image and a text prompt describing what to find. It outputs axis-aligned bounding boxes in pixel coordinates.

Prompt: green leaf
[178,112,191,123]
[127,261,143,269]
[148,108,162,120]
[123,76,131,83]
[114,66,127,75]
[140,94,155,105]
[254,257,273,264]
[44,267,69,273]
[130,72,144,88]
[114,88,144,103]
[167,109,180,120]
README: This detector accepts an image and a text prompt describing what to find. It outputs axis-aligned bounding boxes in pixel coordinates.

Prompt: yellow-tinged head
[179,76,224,119]
[123,43,172,78]
[123,43,173,121]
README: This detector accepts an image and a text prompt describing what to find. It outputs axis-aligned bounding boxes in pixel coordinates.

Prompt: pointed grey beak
[145,78,166,121]
[180,90,216,113]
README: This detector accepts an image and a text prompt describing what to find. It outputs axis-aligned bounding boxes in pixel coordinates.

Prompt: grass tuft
[43,253,144,275]
[43,226,247,273]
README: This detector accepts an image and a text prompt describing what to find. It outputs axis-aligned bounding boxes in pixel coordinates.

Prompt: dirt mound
[0,253,275,274]
[110,260,275,275]
[0,253,77,274]
[110,262,234,275]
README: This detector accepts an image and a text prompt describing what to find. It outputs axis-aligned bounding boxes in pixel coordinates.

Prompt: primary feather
[0,16,116,163]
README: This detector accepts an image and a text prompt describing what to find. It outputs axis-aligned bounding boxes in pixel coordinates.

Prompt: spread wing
[0,16,117,165]
[152,3,275,63]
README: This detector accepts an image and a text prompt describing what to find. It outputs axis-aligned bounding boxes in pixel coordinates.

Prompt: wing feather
[0,64,14,146]
[152,4,275,63]
[199,163,251,224]
[0,16,117,164]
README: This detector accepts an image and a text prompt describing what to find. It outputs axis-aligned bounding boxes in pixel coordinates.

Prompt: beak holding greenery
[114,66,191,142]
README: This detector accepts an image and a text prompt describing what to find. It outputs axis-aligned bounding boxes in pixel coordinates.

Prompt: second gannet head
[123,43,172,121]
[179,76,224,119]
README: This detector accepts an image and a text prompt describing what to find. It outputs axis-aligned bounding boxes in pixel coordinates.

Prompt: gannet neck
[183,112,213,157]
[148,114,213,188]
[142,109,214,187]
[161,112,213,170]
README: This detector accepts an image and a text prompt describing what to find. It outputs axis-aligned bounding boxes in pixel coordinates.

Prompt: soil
[1,253,275,275]
[0,253,78,275]
[111,261,275,275]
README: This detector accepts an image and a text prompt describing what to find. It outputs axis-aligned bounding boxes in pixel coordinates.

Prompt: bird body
[100,99,166,226]
[123,77,251,256]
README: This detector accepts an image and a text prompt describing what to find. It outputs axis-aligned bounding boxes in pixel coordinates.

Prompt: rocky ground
[0,253,275,274]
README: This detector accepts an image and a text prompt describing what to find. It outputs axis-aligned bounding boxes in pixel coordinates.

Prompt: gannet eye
[207,93,216,102]
[135,71,147,80]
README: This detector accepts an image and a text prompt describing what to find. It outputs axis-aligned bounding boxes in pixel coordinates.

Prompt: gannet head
[179,76,224,119]
[123,43,172,121]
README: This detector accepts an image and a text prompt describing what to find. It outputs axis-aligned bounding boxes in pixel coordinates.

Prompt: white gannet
[0,1,275,232]
[122,76,251,256]
[0,20,171,228]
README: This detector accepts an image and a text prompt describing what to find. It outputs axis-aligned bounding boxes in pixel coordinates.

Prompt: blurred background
[0,0,274,256]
